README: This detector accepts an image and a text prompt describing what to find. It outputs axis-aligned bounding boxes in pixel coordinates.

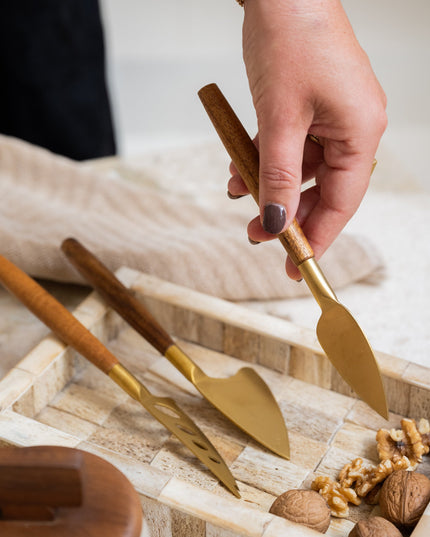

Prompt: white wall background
[100,0,430,188]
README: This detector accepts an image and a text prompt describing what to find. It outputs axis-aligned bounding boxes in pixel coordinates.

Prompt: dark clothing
[0,1,116,160]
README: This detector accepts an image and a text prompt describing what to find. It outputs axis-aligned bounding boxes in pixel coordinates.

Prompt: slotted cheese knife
[61,238,290,460]
[0,255,240,497]
[198,83,389,420]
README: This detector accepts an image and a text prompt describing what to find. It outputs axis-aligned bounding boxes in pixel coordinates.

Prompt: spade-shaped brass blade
[0,255,240,497]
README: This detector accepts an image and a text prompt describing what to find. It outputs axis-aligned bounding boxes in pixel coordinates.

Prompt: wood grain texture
[198,83,314,266]
[0,446,142,537]
[0,255,119,374]
[0,446,82,508]
[61,238,174,355]
[0,267,428,537]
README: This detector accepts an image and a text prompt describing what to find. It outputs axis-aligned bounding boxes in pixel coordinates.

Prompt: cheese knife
[198,83,389,420]
[0,254,240,497]
[61,238,290,460]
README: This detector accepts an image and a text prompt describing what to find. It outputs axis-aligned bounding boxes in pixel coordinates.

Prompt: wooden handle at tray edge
[198,83,314,266]
[0,255,118,375]
[61,238,174,355]
[0,446,82,508]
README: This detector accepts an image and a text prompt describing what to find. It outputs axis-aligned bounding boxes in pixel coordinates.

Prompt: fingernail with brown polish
[248,237,260,245]
[227,191,245,200]
[263,203,287,234]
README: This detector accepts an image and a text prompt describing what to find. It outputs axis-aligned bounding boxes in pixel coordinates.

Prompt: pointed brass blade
[109,364,241,497]
[317,304,388,419]
[300,258,389,419]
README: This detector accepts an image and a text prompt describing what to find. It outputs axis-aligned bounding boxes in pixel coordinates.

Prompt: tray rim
[1,267,428,406]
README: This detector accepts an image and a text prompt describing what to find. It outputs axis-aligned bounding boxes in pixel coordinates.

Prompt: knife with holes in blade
[0,254,240,497]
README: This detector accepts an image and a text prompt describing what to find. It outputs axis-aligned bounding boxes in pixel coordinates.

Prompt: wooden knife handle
[0,255,119,375]
[61,238,174,355]
[198,82,314,266]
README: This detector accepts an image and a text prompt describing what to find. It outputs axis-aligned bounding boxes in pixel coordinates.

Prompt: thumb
[257,121,307,235]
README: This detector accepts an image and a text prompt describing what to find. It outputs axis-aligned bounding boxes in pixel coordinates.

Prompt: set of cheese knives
[0,84,388,498]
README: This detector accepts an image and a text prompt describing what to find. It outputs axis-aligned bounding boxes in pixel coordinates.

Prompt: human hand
[229,0,387,279]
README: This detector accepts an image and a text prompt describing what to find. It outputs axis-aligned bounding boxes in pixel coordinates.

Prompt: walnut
[377,418,429,468]
[348,516,402,536]
[311,475,360,518]
[269,489,331,533]
[379,469,430,527]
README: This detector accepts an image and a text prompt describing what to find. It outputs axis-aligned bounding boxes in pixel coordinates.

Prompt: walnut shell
[269,489,330,533]
[379,470,430,527]
[348,516,402,536]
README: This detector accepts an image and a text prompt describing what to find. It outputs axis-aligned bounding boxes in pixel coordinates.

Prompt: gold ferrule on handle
[165,345,202,384]
[109,363,150,401]
[298,258,337,307]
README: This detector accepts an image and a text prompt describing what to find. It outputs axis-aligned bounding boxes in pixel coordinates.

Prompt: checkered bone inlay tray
[1,267,429,537]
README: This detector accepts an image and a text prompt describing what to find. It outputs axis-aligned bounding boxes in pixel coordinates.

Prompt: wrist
[238,0,343,11]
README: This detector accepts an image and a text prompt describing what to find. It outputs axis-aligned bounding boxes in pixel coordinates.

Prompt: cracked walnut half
[376,418,430,469]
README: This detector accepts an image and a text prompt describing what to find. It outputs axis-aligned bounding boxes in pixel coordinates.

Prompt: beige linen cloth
[0,135,384,301]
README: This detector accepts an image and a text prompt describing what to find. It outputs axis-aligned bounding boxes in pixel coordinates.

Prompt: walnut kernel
[311,476,360,518]
[354,456,412,497]
[269,489,331,533]
[418,418,430,448]
[339,457,367,489]
[379,469,430,527]
[337,456,411,499]
[377,418,429,469]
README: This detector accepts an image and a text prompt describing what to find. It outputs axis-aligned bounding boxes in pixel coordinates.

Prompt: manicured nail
[263,203,287,234]
[248,237,260,245]
[227,191,245,200]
